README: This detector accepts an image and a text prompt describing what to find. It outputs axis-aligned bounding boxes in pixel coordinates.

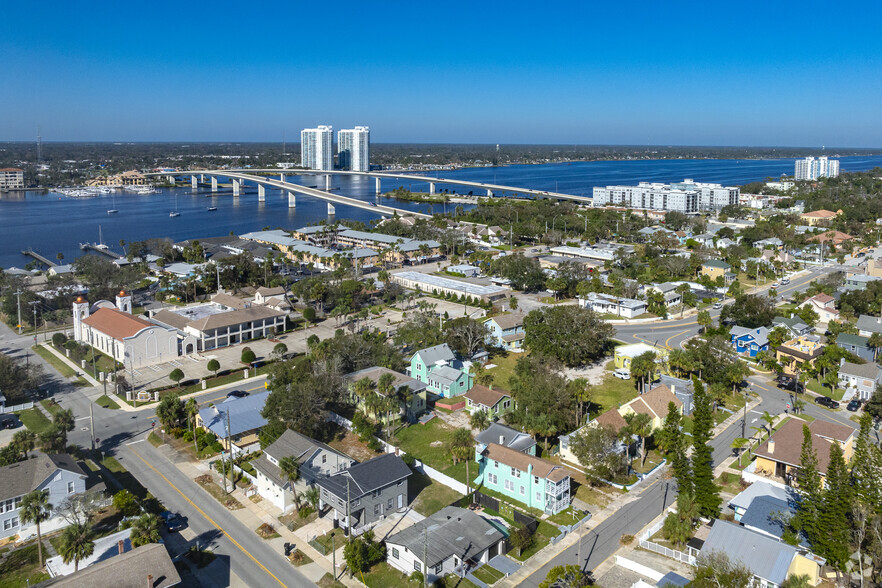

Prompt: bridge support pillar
[211,176,218,192]
[258,184,265,202]
[167,175,175,185]
[375,177,381,194]
[287,191,296,208]
[325,175,331,190]
[327,202,335,215]
[487,189,493,197]
[280,173,285,183]
[232,179,240,196]
[200,174,204,183]
[191,175,197,189]
[430,182,435,195]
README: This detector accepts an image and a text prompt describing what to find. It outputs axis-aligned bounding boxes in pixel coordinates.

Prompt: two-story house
[837,359,882,401]
[836,333,875,363]
[316,453,411,536]
[475,423,537,456]
[730,326,771,358]
[799,294,839,324]
[346,366,428,424]
[0,454,87,540]
[483,313,526,352]
[251,429,354,513]
[752,418,854,486]
[408,343,473,398]
[475,443,571,515]
[700,259,735,284]
[775,335,824,376]
[462,385,512,419]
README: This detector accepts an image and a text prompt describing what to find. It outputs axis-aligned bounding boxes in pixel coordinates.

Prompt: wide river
[2,156,882,269]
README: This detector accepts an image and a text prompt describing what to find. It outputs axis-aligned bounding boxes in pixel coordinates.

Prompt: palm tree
[869,332,882,361]
[731,437,750,467]
[303,486,320,513]
[279,455,302,510]
[185,398,199,452]
[58,521,95,572]
[623,412,654,467]
[761,411,776,439]
[20,490,52,567]
[448,428,474,498]
[470,409,490,431]
[12,429,36,460]
[130,513,161,547]
[697,310,713,333]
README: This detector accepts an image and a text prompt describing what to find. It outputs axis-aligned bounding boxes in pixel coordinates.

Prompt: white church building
[73,291,196,368]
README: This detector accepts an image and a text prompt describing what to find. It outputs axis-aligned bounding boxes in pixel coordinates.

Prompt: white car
[772,282,780,288]
[781,278,790,285]
[613,368,631,380]
[712,302,722,310]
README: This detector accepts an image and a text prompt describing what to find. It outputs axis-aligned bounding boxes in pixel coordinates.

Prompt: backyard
[0,543,50,588]
[410,471,464,517]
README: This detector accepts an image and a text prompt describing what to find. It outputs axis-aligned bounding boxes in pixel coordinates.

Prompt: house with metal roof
[741,496,807,547]
[251,429,354,513]
[730,326,770,358]
[475,442,571,515]
[475,423,536,456]
[700,520,820,587]
[196,391,270,453]
[0,453,87,540]
[835,333,874,362]
[384,506,506,583]
[837,359,882,400]
[316,453,411,536]
[728,480,796,522]
[408,343,473,398]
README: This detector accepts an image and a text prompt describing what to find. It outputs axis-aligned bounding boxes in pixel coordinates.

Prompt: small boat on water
[169,211,180,217]
[107,196,118,214]
[207,206,217,212]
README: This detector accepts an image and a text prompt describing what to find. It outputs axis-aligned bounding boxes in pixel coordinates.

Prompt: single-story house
[43,542,181,587]
[385,507,506,583]
[730,326,770,357]
[728,480,796,522]
[578,292,647,318]
[462,385,512,419]
[196,391,270,453]
[837,359,882,401]
[613,343,668,372]
[446,264,481,278]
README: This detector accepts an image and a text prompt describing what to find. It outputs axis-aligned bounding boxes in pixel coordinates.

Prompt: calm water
[3,156,882,269]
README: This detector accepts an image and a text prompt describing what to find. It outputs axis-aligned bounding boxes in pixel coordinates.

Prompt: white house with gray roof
[857,314,882,337]
[384,506,506,583]
[251,429,354,513]
[837,359,882,400]
[0,453,87,540]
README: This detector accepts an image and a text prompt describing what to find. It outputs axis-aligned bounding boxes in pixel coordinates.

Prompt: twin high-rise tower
[300,125,370,172]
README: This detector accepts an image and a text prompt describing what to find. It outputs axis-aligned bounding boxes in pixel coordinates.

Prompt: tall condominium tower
[795,156,840,180]
[337,126,370,172]
[301,125,333,170]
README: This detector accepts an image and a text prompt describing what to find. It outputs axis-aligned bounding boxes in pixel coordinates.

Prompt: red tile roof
[82,308,155,340]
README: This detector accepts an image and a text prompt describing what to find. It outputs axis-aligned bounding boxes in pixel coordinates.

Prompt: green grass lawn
[151,369,251,396]
[484,351,522,390]
[40,399,63,417]
[32,345,76,377]
[95,395,119,409]
[472,565,505,585]
[396,419,463,474]
[590,362,639,416]
[361,562,420,588]
[17,408,52,434]
[631,449,664,475]
[716,471,744,495]
[0,543,51,588]
[412,476,464,516]
[312,529,347,554]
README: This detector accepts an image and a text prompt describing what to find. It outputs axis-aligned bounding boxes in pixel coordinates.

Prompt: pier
[21,249,57,267]
[79,243,122,259]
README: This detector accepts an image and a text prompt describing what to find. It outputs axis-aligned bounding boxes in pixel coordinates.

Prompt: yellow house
[700,259,733,282]
[775,335,824,376]
[613,343,669,372]
[800,208,840,226]
[752,418,855,485]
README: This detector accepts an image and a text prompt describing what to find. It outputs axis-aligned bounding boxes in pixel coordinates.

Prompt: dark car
[776,376,805,394]
[814,396,840,409]
[226,390,249,399]
[160,511,187,532]
[847,399,863,412]
[0,418,17,430]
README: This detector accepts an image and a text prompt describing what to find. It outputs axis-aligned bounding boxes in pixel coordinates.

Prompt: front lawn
[472,565,505,585]
[95,395,119,409]
[312,529,347,554]
[194,475,243,510]
[483,351,523,390]
[361,562,419,588]
[0,543,50,587]
[17,408,51,434]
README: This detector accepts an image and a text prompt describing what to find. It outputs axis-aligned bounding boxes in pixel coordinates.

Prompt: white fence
[1,402,34,414]
[615,555,664,581]
[740,460,788,490]
[637,512,697,566]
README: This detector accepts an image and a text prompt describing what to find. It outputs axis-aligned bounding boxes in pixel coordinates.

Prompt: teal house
[475,442,571,515]
[408,343,473,398]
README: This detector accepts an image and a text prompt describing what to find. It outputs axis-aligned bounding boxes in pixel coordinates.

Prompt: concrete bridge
[152,168,592,205]
[143,171,433,219]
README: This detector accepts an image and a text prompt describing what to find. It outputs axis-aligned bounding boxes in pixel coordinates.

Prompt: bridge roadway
[160,168,592,204]
[144,170,433,219]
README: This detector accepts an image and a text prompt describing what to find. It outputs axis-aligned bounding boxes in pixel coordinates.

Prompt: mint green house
[475,442,571,515]
[408,343,473,398]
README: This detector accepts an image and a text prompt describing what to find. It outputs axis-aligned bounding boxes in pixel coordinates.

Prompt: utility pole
[423,526,429,588]
[29,301,38,345]
[226,409,233,493]
[15,289,23,334]
[89,402,95,451]
[346,477,352,578]
[331,533,336,579]
[129,353,137,408]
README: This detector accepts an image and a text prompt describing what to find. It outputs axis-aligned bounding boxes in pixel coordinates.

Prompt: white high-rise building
[337,126,370,172]
[592,179,738,213]
[301,125,333,171]
[794,156,840,180]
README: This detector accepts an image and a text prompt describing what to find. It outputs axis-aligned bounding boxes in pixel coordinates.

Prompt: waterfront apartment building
[592,179,738,213]
[0,168,24,190]
[301,125,333,171]
[795,156,840,181]
[337,126,370,171]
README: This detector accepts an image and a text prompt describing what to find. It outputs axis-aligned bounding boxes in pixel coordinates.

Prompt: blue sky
[2,0,881,146]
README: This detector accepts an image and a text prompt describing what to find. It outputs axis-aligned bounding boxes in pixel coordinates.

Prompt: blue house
[408,343,473,398]
[730,326,770,357]
[836,333,875,362]
[484,313,526,352]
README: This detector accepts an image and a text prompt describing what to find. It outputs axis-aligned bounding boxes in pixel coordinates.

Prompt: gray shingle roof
[412,343,456,367]
[857,315,882,334]
[475,423,535,454]
[317,453,411,499]
[700,520,797,585]
[198,391,269,438]
[254,429,352,488]
[837,333,870,348]
[385,506,505,568]
[0,454,85,502]
[730,326,770,347]
[37,543,181,587]
[839,361,882,380]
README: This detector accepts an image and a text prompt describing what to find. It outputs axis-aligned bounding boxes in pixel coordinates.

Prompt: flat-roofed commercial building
[593,179,738,212]
[0,168,24,190]
[391,271,509,303]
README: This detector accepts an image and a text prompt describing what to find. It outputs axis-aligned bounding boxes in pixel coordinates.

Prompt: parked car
[814,396,840,409]
[613,368,631,380]
[776,375,805,394]
[226,390,249,399]
[0,418,18,430]
[847,399,863,412]
[160,511,187,532]
[712,302,722,310]
[772,282,780,288]
[781,278,790,285]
